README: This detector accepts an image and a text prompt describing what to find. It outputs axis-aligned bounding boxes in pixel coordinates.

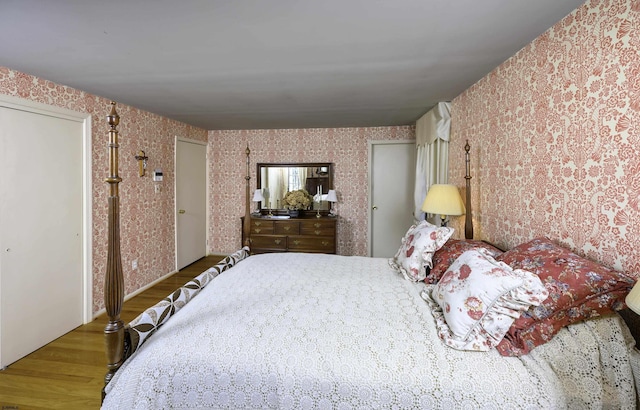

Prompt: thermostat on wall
[153,169,163,182]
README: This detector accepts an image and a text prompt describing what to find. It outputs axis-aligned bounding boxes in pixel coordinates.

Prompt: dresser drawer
[250,220,274,234]
[300,220,336,236]
[275,221,300,235]
[288,236,335,252]
[242,216,337,255]
[251,235,286,250]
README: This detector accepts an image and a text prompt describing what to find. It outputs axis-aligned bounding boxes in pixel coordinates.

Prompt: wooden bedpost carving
[243,145,252,248]
[464,140,474,239]
[103,102,125,396]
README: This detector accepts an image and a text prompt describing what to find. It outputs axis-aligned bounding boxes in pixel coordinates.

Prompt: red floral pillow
[425,239,504,284]
[495,237,635,356]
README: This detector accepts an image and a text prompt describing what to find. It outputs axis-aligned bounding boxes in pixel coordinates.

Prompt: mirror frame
[256,162,333,216]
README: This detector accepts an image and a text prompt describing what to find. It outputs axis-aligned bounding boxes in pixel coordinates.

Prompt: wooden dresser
[242,216,336,254]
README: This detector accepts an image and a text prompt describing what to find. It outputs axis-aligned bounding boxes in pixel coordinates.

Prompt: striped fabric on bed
[125,246,250,355]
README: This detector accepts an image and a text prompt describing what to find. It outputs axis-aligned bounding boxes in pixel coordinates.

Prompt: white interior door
[369,141,416,257]
[176,139,207,270]
[0,105,84,368]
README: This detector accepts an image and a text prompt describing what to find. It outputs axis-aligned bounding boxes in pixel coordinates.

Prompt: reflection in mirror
[257,163,333,213]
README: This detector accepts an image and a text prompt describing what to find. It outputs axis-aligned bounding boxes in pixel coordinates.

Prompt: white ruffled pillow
[423,248,548,351]
[389,221,454,282]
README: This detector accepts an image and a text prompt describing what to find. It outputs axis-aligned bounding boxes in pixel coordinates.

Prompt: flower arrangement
[282,189,313,210]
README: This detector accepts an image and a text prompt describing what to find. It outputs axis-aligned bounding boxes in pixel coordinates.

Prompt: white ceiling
[0,0,584,130]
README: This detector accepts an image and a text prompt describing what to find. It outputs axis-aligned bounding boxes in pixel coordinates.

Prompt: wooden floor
[0,255,225,410]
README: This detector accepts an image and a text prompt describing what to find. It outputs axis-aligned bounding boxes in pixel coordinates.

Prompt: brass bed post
[103,102,125,397]
[464,140,474,239]
[243,145,252,248]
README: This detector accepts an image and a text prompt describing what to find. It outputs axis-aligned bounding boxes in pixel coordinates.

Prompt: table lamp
[626,281,640,315]
[326,190,338,216]
[252,189,264,215]
[421,184,465,226]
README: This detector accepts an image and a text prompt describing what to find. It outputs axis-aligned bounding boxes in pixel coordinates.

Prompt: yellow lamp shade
[626,281,640,315]
[421,184,465,216]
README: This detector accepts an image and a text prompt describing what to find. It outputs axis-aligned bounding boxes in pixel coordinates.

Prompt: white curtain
[297,167,308,191]
[414,102,451,222]
[265,168,288,209]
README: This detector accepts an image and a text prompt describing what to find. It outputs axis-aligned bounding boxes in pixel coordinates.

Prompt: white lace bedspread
[102,253,637,409]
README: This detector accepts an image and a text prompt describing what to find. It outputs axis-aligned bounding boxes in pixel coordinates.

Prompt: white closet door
[0,106,83,368]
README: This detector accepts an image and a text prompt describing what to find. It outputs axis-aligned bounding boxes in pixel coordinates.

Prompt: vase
[288,210,300,217]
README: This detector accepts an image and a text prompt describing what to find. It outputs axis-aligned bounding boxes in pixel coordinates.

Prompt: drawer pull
[293,240,301,245]
[322,241,330,246]
[254,228,262,233]
[314,223,321,228]
[274,239,282,245]
[254,221,262,226]
[284,226,291,231]
[314,230,321,235]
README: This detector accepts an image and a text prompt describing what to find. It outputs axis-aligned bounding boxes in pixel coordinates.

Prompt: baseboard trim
[92,269,178,320]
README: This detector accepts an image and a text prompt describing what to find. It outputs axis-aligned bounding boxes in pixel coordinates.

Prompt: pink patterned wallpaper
[0,66,412,313]
[208,127,414,256]
[12,0,629,315]
[450,0,640,279]
[0,67,208,313]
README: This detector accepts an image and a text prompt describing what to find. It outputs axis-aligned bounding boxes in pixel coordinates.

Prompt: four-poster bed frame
[101,103,638,401]
[100,104,263,397]
[100,102,478,396]
[103,102,126,397]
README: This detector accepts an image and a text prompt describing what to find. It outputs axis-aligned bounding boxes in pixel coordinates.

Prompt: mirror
[257,163,333,214]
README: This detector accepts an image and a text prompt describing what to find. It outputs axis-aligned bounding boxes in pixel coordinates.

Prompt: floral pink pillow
[426,239,504,284]
[495,237,635,356]
[389,221,454,282]
[423,249,548,351]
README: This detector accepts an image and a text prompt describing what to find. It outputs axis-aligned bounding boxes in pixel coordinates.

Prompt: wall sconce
[134,150,148,177]
[421,184,465,226]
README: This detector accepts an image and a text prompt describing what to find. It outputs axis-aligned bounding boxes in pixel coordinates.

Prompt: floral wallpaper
[9,0,632,317]
[0,67,208,313]
[450,0,640,279]
[0,65,412,314]
[208,127,414,256]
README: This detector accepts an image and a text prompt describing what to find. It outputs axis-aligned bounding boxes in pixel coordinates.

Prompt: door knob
[178,209,186,214]
[372,206,378,210]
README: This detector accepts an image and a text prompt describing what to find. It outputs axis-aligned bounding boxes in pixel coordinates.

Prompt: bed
[101,103,639,409]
